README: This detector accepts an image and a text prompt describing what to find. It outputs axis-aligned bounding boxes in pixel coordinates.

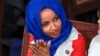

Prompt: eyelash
[54,16,59,22]
[42,23,48,27]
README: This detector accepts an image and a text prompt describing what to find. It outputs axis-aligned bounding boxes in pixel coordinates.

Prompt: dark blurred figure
[2,0,24,56]
[3,0,24,39]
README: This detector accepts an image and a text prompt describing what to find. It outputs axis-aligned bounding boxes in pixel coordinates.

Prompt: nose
[50,23,56,30]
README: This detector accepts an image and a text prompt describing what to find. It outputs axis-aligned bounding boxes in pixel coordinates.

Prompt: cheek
[42,27,50,34]
[56,20,62,28]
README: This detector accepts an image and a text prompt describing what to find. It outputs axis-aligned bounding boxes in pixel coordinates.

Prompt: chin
[51,35,59,38]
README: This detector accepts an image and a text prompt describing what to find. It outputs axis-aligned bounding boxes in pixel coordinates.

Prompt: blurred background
[1,0,29,56]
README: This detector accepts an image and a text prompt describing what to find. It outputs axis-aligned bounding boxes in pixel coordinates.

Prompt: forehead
[41,8,54,14]
[40,8,56,19]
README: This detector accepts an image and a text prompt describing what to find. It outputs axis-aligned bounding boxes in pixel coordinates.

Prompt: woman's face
[40,8,61,38]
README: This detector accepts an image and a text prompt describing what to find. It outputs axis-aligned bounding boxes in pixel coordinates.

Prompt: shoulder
[88,34,100,51]
[70,30,86,56]
[68,27,85,42]
[69,27,86,47]
[88,35,100,56]
[72,34,86,47]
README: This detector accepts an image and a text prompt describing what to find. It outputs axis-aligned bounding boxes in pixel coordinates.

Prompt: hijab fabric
[25,0,72,56]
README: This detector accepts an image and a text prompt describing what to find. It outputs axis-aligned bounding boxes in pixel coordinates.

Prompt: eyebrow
[53,15,57,19]
[42,21,49,24]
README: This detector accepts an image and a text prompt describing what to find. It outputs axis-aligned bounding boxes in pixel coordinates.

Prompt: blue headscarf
[25,0,72,56]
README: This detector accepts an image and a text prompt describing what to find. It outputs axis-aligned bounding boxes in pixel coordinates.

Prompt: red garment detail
[27,34,34,56]
[29,34,34,42]
[71,34,86,56]
[27,48,32,56]
[27,34,86,56]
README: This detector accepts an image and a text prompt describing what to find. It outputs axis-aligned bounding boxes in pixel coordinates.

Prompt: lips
[52,30,59,35]
[52,31,58,35]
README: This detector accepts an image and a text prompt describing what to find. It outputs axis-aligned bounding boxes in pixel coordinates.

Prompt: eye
[53,16,59,22]
[42,22,49,27]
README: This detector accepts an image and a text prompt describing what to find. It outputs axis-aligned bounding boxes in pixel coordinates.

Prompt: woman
[25,0,86,56]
